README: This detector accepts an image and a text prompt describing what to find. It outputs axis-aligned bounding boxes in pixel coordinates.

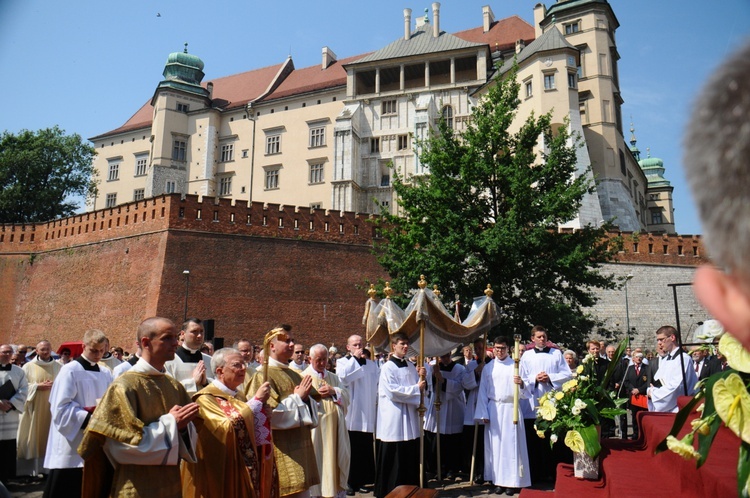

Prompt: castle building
[89,1,670,233]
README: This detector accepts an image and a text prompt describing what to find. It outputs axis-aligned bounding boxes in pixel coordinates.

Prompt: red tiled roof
[261,53,368,102]
[92,15,535,141]
[453,16,535,52]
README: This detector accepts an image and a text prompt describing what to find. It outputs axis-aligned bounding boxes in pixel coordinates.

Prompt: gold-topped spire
[484,284,494,297]
[418,274,427,290]
[432,284,441,297]
[383,282,393,299]
[367,283,378,299]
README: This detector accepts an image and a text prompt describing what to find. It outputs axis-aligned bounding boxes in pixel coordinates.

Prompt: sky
[1,0,748,235]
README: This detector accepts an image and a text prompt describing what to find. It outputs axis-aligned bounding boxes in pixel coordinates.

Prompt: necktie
[695,362,700,373]
[635,365,640,376]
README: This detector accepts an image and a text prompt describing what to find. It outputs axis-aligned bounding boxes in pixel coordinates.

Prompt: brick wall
[0,195,710,352]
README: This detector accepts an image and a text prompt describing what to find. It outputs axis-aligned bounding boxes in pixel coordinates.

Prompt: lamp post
[624,273,634,341]
[183,270,190,321]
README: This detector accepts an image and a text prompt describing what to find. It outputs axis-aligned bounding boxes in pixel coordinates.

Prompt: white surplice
[648,349,698,413]
[376,357,421,442]
[0,364,28,440]
[335,355,379,433]
[424,361,467,434]
[475,356,531,488]
[518,348,571,419]
[43,358,112,469]
[164,346,214,396]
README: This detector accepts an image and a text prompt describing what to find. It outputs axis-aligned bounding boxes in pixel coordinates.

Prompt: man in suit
[622,352,651,439]
[690,347,714,381]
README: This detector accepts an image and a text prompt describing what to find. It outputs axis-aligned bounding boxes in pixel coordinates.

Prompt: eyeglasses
[294,351,304,355]
[0,350,12,355]
[495,346,508,350]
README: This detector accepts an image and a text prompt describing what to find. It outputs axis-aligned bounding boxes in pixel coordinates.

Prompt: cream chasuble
[17,359,61,471]
[302,367,351,498]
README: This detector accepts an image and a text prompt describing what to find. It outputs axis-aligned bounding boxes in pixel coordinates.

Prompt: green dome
[162,43,205,86]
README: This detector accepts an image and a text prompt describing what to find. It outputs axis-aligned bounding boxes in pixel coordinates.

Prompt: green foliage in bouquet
[656,322,750,497]
[534,339,628,458]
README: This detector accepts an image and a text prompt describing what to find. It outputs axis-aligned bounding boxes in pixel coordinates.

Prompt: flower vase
[573,451,599,479]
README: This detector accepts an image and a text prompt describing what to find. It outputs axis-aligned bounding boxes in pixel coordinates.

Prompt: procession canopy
[364,278,502,357]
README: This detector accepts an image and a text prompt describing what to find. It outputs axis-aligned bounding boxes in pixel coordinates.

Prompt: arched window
[442,105,454,130]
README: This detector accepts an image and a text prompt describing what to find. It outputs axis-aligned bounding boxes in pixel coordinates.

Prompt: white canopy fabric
[364,286,502,357]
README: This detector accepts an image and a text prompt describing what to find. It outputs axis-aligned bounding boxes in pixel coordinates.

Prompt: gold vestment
[79,372,191,498]
[248,366,320,497]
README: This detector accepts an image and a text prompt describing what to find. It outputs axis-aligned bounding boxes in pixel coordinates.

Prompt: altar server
[648,326,698,413]
[0,344,28,485]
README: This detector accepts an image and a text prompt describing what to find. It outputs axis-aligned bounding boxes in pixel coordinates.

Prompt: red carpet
[520,397,740,498]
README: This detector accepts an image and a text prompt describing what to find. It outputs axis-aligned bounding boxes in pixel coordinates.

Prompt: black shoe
[346,486,356,496]
[473,475,484,485]
[493,487,505,495]
[505,488,520,496]
[358,488,369,494]
[445,471,454,480]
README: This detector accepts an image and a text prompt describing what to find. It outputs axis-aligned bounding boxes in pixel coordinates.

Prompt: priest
[78,317,199,498]
[373,333,426,498]
[475,338,531,496]
[165,318,214,396]
[247,325,320,498]
[181,347,273,498]
[17,340,61,477]
[304,344,350,498]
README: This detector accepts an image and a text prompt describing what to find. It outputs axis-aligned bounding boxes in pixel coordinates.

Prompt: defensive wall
[0,194,708,351]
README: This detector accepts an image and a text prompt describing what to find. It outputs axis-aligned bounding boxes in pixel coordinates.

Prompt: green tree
[374,69,619,346]
[0,126,97,223]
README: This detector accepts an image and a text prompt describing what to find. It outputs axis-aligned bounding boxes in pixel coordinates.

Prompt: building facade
[89,1,669,233]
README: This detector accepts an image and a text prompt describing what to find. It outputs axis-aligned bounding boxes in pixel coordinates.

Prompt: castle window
[564,21,580,35]
[442,105,454,130]
[525,80,533,98]
[568,72,577,89]
[265,167,280,190]
[105,193,117,208]
[398,134,410,151]
[177,102,190,113]
[165,180,176,194]
[544,73,556,90]
[172,140,187,161]
[266,135,281,155]
[651,209,663,225]
[135,154,148,176]
[309,127,326,148]
[382,100,397,115]
[370,138,381,154]
[219,176,232,196]
[107,160,120,181]
[220,143,234,162]
[133,189,145,201]
[309,163,324,184]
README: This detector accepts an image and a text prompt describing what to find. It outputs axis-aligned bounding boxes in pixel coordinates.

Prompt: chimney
[207,82,213,99]
[533,3,546,38]
[404,8,412,41]
[482,5,495,33]
[515,39,525,54]
[432,2,440,38]
[322,46,337,70]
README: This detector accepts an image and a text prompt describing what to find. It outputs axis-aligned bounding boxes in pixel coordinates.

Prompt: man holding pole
[475,337,531,496]
[373,332,426,498]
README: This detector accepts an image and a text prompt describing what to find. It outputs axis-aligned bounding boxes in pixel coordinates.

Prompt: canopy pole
[417,275,427,488]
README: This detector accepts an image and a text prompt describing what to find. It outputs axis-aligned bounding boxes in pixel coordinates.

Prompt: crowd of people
[0,317,719,498]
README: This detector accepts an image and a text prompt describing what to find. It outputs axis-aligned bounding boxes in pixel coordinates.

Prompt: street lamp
[183,270,190,321]
[624,273,634,342]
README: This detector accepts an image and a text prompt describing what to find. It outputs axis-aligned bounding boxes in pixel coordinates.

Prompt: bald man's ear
[694,265,750,351]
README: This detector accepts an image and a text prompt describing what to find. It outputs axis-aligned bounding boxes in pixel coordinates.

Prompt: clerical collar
[176,346,203,363]
[355,356,367,366]
[534,347,551,354]
[212,379,237,396]
[181,344,200,355]
[268,357,288,368]
[0,363,11,371]
[75,355,100,372]
[439,361,456,372]
[389,356,408,368]
[128,354,140,366]
[131,358,164,375]
[313,370,326,379]
[35,357,53,363]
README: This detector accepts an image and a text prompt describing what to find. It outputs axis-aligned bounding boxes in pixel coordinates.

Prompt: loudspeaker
[213,337,224,349]
[203,319,215,341]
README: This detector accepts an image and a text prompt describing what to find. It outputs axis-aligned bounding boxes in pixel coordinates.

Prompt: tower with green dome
[146,44,217,201]
[630,123,675,233]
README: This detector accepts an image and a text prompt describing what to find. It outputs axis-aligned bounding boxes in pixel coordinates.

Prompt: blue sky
[1,0,748,235]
